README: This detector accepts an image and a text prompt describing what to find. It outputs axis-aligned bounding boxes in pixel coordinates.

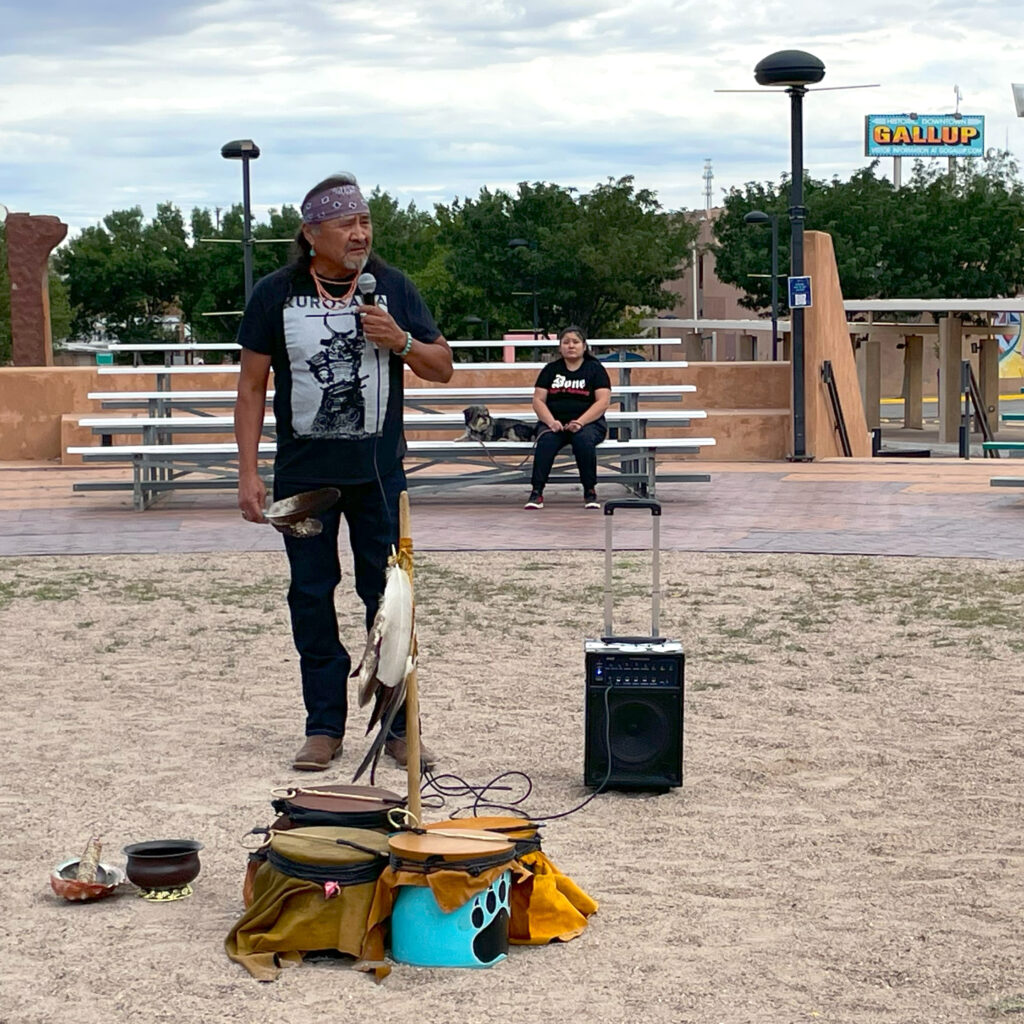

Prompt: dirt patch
[2,550,1023,1023]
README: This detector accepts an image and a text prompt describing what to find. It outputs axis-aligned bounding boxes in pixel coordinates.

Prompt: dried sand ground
[2,550,1023,1024]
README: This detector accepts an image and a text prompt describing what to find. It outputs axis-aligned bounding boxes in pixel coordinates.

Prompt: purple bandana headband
[301,183,369,224]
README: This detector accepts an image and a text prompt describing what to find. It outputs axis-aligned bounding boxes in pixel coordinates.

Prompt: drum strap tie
[266,849,386,886]
[270,805,395,829]
[509,835,543,856]
[389,849,515,877]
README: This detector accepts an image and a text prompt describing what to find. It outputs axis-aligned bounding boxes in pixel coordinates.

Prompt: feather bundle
[351,554,416,782]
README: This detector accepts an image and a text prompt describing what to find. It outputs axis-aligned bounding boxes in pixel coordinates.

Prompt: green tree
[50,179,699,354]
[55,203,188,342]
[178,203,299,342]
[55,202,300,349]
[48,266,72,345]
[713,156,1024,313]
[367,188,437,276]
[882,154,1024,298]
[178,206,238,342]
[433,177,697,340]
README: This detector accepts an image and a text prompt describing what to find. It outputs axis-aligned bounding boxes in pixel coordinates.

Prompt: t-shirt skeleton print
[285,294,388,440]
[238,260,440,488]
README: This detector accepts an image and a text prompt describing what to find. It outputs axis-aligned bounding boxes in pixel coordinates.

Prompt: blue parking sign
[788,276,812,308]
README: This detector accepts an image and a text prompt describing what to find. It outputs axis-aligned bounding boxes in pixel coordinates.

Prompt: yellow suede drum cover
[424,816,598,944]
[386,829,517,910]
[226,826,390,982]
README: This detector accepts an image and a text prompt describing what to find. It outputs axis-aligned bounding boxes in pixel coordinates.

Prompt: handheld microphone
[357,272,377,306]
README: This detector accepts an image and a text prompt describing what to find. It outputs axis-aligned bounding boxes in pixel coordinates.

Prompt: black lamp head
[754,50,825,88]
[744,210,771,225]
[221,139,261,160]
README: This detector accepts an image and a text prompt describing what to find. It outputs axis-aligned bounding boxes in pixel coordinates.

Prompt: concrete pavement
[2,458,1023,559]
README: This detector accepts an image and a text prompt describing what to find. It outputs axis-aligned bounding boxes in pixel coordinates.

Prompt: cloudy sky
[1,0,1022,235]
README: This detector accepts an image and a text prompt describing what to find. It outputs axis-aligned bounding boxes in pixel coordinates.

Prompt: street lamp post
[508,238,539,339]
[220,139,261,303]
[464,314,491,339]
[754,50,825,461]
[743,210,780,360]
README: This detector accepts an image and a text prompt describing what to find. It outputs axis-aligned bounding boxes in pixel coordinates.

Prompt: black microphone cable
[415,685,617,825]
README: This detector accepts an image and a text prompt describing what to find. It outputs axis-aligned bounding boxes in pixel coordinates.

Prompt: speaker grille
[608,698,673,764]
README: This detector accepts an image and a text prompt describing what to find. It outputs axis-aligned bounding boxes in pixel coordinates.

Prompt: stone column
[5,212,68,366]
[902,334,923,429]
[937,316,963,444]
[858,328,882,430]
[683,332,705,362]
[977,333,1000,430]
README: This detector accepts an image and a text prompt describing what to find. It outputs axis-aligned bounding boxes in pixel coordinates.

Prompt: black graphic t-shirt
[534,357,612,425]
[237,261,440,487]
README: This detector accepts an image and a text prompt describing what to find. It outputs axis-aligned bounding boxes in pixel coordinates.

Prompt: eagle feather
[351,555,416,782]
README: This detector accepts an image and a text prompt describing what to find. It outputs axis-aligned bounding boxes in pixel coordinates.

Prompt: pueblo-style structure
[4,211,68,366]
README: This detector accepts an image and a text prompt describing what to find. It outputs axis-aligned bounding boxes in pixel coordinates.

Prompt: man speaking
[234,172,452,772]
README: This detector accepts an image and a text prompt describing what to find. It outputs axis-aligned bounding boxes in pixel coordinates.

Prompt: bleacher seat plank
[73,359,709,508]
[68,437,714,509]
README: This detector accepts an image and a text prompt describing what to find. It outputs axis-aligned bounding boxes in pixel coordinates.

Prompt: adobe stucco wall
[803,232,872,458]
[418,361,791,459]
[0,367,241,460]
[2,362,791,463]
[0,368,101,459]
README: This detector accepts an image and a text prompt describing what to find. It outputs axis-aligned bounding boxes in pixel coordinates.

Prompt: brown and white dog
[459,405,542,442]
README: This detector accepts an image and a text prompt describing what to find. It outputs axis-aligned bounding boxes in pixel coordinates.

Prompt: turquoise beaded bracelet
[400,333,414,358]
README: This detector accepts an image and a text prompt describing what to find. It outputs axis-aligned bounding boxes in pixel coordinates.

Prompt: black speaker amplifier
[586,501,684,791]
[583,638,685,791]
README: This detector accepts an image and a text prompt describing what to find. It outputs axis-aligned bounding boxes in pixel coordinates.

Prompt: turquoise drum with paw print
[388,829,516,968]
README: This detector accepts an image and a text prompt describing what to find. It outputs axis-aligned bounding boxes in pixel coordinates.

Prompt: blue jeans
[531,421,607,493]
[277,465,408,739]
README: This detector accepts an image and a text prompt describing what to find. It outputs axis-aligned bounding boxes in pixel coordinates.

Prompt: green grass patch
[988,993,1024,1016]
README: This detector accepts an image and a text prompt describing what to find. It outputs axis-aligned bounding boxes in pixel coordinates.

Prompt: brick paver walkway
[3,459,1022,559]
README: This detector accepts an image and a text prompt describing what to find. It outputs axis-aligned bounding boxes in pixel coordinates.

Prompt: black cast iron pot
[123,840,203,889]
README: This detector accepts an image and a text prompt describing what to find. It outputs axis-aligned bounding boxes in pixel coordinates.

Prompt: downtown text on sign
[864,114,985,158]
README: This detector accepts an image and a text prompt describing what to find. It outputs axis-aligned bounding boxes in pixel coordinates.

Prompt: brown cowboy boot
[292,734,343,771]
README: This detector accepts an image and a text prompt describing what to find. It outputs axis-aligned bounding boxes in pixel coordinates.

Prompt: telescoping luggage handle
[602,499,662,639]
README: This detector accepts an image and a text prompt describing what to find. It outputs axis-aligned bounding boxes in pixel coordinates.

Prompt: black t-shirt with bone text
[534,356,611,425]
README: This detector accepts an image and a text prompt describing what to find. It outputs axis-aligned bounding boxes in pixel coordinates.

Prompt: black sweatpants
[530,421,607,493]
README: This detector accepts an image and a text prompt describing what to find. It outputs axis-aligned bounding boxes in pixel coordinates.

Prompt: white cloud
[1,0,1022,230]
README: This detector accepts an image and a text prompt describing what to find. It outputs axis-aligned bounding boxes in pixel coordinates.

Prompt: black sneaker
[584,490,600,509]
[524,491,544,510]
